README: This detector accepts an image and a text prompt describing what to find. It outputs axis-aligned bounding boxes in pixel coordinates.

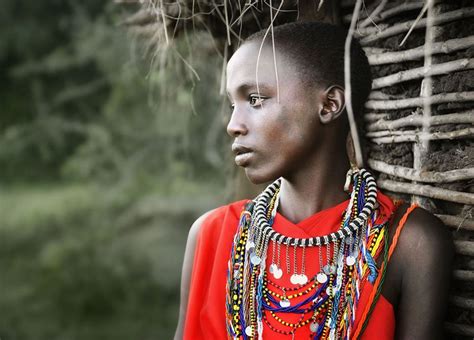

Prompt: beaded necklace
[225,169,389,340]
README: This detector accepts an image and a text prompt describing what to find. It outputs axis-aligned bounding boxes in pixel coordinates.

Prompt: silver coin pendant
[310,322,319,333]
[250,253,262,265]
[273,267,283,279]
[279,298,291,308]
[346,255,356,266]
[290,274,300,285]
[316,272,328,284]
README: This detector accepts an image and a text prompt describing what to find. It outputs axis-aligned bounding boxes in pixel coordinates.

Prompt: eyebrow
[227,82,273,99]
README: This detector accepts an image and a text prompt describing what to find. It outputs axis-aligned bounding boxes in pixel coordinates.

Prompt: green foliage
[0,184,188,340]
[1,0,228,339]
[1,0,228,185]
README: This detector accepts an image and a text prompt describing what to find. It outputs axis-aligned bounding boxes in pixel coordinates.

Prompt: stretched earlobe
[318,85,346,124]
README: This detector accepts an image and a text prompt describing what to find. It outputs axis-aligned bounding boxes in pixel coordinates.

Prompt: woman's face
[226,41,327,184]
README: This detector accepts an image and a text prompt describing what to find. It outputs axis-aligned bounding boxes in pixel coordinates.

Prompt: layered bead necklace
[225,169,390,340]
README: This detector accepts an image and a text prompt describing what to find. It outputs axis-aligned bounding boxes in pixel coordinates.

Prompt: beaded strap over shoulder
[353,204,418,339]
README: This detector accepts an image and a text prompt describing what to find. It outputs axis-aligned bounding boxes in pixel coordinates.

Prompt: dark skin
[174,41,454,340]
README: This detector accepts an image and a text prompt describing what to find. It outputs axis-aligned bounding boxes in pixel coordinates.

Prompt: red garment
[184,192,396,339]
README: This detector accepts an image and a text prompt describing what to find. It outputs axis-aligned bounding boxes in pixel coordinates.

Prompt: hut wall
[342,0,474,338]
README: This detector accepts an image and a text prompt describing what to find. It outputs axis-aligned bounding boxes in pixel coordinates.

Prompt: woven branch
[367,127,474,138]
[358,7,474,45]
[453,270,474,281]
[398,1,428,47]
[450,294,474,309]
[377,179,474,205]
[368,91,406,100]
[343,2,424,24]
[359,0,388,28]
[367,36,474,65]
[445,322,474,337]
[369,127,474,144]
[359,5,470,36]
[372,58,474,89]
[454,241,474,257]
[436,214,474,230]
[364,47,388,55]
[368,159,474,183]
[366,111,474,131]
[365,91,474,110]
[364,113,389,122]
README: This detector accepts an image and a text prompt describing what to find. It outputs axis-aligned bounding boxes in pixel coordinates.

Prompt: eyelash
[249,94,265,107]
[228,94,266,112]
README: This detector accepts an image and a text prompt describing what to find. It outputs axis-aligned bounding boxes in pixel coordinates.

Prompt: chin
[244,167,279,185]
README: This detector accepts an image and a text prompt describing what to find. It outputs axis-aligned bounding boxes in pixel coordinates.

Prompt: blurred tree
[1,1,107,180]
[1,0,227,186]
[0,1,227,339]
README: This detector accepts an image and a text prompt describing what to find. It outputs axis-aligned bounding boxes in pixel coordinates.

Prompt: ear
[319,85,345,124]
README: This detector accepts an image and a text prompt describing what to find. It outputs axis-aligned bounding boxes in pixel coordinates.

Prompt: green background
[0,1,230,339]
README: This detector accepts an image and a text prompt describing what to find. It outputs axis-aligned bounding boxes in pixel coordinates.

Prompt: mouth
[232,143,253,166]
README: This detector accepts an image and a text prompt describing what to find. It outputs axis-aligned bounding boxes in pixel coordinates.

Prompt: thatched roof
[117,0,348,51]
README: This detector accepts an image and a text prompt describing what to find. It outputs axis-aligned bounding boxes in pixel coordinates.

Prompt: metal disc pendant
[316,272,328,284]
[250,253,261,265]
[310,322,319,333]
[290,274,300,285]
[246,241,255,251]
[273,267,283,279]
[269,263,277,273]
[346,255,356,266]
[299,274,308,284]
[326,286,333,297]
[279,298,291,308]
[245,325,253,336]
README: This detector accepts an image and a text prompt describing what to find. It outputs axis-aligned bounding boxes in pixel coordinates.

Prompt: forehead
[226,41,300,94]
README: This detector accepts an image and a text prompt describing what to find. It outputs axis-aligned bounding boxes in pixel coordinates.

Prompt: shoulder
[389,203,454,287]
[385,205,454,337]
[394,204,454,260]
[176,200,248,337]
[187,199,249,243]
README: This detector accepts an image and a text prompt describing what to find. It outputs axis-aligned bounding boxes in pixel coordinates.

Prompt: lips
[232,143,253,166]
[232,143,252,155]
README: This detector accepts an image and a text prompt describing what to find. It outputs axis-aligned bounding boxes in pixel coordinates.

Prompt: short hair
[244,21,372,124]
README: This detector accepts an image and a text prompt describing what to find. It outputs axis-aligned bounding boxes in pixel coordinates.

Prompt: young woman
[174,22,454,340]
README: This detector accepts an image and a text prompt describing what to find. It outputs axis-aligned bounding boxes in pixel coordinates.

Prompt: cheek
[254,107,287,144]
[276,108,314,149]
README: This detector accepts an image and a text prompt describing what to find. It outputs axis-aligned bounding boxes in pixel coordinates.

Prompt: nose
[226,107,248,137]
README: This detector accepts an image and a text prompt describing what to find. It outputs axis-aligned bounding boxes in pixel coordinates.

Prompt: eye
[249,94,265,107]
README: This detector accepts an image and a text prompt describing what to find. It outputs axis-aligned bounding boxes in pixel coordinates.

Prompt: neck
[278,147,350,224]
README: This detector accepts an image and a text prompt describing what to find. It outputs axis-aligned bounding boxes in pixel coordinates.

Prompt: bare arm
[393,208,454,340]
[173,210,215,340]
